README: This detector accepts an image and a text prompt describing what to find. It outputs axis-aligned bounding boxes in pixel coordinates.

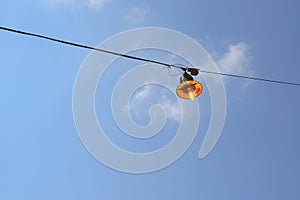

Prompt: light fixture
[176,71,203,100]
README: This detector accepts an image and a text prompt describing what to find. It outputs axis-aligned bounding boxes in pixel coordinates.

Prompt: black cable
[200,70,300,87]
[0,26,171,68]
[1,26,300,87]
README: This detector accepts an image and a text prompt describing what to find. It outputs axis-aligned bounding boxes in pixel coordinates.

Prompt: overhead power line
[1,26,300,87]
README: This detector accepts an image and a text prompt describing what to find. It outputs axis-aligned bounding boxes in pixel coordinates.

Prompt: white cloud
[124,7,147,25]
[132,85,152,104]
[161,95,181,121]
[47,0,113,10]
[48,0,76,5]
[129,86,181,122]
[217,42,254,89]
[88,0,113,10]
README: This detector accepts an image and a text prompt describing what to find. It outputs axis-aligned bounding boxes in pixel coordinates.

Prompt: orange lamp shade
[176,80,203,100]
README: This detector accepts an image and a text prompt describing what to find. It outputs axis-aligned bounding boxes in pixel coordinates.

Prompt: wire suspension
[1,26,300,87]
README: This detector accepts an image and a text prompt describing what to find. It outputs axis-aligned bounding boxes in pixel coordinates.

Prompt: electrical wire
[1,26,300,87]
[199,70,300,87]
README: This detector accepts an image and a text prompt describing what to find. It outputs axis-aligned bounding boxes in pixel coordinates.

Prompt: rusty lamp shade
[176,72,203,100]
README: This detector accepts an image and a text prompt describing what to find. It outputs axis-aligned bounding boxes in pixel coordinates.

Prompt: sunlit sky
[1,0,300,199]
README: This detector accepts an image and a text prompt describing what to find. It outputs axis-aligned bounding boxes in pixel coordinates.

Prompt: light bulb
[187,87,195,100]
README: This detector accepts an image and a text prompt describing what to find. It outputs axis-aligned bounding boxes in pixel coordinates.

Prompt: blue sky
[1,0,300,199]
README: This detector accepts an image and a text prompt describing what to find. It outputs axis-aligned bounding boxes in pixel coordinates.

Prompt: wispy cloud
[161,95,181,121]
[217,42,254,89]
[88,0,113,10]
[47,0,113,10]
[129,86,180,122]
[48,0,76,5]
[132,85,152,105]
[124,6,147,25]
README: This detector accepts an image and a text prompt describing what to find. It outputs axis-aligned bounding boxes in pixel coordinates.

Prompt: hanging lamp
[176,71,203,100]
